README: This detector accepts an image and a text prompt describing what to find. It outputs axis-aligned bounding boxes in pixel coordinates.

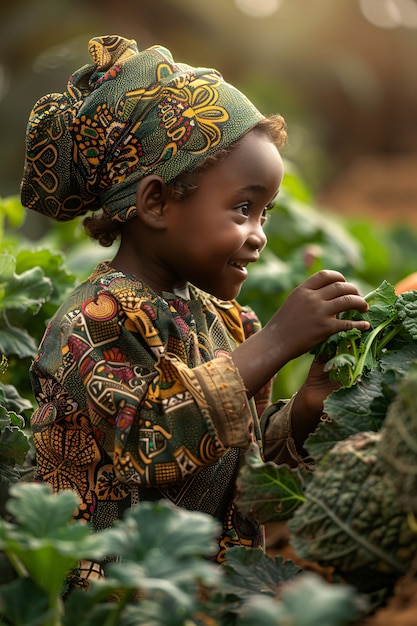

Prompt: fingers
[325,292,369,315]
[302,269,346,289]
[304,270,369,312]
[301,270,370,331]
[337,317,370,332]
[321,289,370,331]
[319,281,367,306]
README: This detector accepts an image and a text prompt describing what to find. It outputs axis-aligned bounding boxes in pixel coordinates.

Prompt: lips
[229,259,248,270]
[228,259,250,282]
[229,254,259,271]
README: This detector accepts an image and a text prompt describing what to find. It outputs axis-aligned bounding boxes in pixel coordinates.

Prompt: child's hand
[290,357,341,453]
[232,270,369,400]
[266,269,370,362]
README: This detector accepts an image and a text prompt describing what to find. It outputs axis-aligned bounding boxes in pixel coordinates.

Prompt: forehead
[202,131,283,191]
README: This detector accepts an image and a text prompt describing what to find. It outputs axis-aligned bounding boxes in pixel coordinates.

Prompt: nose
[247,222,267,252]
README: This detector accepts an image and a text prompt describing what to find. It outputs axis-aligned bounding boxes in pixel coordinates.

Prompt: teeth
[230,261,246,269]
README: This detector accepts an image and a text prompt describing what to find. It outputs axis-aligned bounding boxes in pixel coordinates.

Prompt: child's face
[158,132,283,300]
[161,130,284,300]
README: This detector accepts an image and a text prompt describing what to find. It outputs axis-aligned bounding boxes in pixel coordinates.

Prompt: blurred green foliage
[0,163,414,625]
[3,159,417,405]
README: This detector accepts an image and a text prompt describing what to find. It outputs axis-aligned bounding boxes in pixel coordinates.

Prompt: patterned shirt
[30,261,295,563]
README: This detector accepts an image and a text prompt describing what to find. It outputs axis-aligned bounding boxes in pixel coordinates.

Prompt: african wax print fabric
[20,35,264,223]
[30,262,275,562]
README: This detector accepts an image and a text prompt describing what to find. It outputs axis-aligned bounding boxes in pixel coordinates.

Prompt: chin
[193,276,244,301]
[211,285,242,301]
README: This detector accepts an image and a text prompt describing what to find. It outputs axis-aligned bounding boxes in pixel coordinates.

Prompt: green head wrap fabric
[20,35,264,222]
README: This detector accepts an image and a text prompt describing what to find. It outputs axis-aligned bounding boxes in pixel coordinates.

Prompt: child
[20,35,369,578]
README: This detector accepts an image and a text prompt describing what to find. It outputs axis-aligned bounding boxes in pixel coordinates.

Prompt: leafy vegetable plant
[289,430,417,598]
[235,441,305,523]
[0,482,365,626]
[313,280,417,387]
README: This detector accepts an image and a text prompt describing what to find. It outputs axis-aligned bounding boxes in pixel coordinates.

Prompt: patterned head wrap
[20,35,264,222]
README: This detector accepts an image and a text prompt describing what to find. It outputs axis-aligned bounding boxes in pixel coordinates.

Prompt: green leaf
[306,343,417,461]
[362,280,397,327]
[114,594,197,626]
[396,289,417,339]
[378,365,417,515]
[63,502,225,626]
[0,253,16,278]
[0,422,30,466]
[0,325,39,358]
[289,432,416,595]
[323,352,357,386]
[6,483,82,538]
[0,577,50,626]
[281,162,313,203]
[239,572,367,626]
[0,382,33,414]
[235,442,305,523]
[63,589,122,626]
[0,483,109,604]
[0,265,52,313]
[15,248,75,304]
[0,196,25,230]
[8,543,78,605]
[0,403,28,432]
[306,370,385,461]
[379,343,417,377]
[222,546,301,598]
[102,500,221,575]
[312,280,409,389]
[105,561,203,605]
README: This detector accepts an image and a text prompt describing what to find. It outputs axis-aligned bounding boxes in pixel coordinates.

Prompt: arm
[261,358,340,466]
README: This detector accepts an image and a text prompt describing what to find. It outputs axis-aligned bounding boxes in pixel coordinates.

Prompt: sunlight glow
[234,0,284,18]
[359,0,417,28]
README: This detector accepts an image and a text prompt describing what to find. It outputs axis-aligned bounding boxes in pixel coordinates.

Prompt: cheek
[205,228,243,256]
[176,208,244,258]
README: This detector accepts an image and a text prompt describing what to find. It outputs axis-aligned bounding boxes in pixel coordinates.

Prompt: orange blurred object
[395,272,417,295]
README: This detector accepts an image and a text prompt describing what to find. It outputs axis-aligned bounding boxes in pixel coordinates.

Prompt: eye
[261,201,275,224]
[235,203,251,218]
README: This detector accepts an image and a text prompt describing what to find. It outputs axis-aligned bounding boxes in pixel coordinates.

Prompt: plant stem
[46,594,64,626]
[377,323,402,352]
[352,316,395,383]
[5,551,29,579]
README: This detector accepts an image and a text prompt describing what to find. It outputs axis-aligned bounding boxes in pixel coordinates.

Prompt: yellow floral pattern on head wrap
[20,35,264,222]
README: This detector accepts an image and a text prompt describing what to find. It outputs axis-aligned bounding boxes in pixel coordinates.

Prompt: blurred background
[2,0,417,401]
[1,0,417,225]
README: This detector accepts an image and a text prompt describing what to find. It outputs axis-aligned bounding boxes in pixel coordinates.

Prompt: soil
[265,522,417,625]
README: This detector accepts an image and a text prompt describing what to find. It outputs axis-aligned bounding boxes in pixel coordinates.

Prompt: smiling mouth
[229,260,247,270]
[229,260,249,276]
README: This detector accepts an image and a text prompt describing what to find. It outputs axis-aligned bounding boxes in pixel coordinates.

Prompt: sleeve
[236,305,313,470]
[237,304,273,418]
[260,395,314,470]
[62,292,254,488]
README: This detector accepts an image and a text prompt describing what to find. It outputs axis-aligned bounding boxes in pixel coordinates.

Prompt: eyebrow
[236,183,280,207]
[240,184,269,194]
[246,184,279,201]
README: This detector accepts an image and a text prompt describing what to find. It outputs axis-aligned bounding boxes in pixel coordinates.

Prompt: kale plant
[304,280,417,461]
[312,280,417,387]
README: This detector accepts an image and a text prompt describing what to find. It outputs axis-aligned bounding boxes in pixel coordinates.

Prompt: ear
[135,175,170,229]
